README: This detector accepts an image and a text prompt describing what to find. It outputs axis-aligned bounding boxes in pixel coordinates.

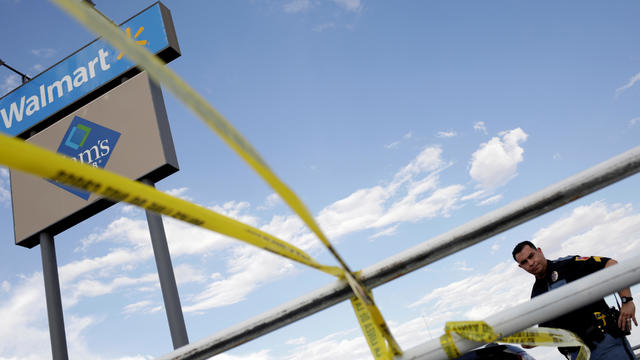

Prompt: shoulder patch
[575,256,601,262]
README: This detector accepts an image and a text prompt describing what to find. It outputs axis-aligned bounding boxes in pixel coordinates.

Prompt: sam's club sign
[50,116,120,200]
[0,2,179,137]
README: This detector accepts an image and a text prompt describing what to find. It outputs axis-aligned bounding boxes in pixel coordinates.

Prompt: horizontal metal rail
[397,254,640,359]
[156,145,640,360]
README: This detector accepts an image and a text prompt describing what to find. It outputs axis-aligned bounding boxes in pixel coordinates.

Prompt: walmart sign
[0,2,179,137]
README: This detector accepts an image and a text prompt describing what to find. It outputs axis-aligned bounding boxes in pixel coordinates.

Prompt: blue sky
[1,1,640,359]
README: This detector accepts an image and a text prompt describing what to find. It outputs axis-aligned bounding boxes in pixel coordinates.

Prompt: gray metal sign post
[143,179,189,349]
[40,232,69,360]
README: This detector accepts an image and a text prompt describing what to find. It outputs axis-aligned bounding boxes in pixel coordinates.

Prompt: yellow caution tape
[348,275,402,359]
[351,294,392,360]
[440,321,590,360]
[46,2,403,357]
[0,134,343,277]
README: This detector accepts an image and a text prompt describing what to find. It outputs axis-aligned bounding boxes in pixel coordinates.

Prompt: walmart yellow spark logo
[117,26,148,60]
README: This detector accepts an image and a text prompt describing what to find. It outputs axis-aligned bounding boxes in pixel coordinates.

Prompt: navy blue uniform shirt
[531,255,611,341]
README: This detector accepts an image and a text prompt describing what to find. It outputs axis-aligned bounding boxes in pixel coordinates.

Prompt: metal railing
[156,146,640,360]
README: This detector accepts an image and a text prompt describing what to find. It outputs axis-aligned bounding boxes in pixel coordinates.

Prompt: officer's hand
[618,302,637,332]
[522,344,536,349]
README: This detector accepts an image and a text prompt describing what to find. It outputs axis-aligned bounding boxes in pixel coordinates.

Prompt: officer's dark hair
[512,241,537,261]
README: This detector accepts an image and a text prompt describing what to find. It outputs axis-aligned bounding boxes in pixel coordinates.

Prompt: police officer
[512,241,637,360]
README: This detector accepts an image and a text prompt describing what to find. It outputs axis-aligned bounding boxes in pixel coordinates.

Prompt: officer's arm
[605,259,637,331]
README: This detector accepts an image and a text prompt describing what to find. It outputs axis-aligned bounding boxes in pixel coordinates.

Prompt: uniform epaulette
[554,255,576,262]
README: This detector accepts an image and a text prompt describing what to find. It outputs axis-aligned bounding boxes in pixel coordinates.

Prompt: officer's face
[515,245,547,278]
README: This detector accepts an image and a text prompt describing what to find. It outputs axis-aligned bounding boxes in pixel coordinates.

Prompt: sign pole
[40,232,69,360]
[143,179,189,349]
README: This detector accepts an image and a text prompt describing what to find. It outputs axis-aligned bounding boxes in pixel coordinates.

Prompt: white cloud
[384,141,400,150]
[65,198,294,317]
[453,261,473,272]
[277,315,441,360]
[173,263,207,285]
[61,247,147,285]
[211,201,260,227]
[31,48,56,58]
[65,315,105,360]
[258,193,282,210]
[283,0,312,13]
[394,146,444,182]
[113,356,154,360]
[183,246,295,312]
[214,350,273,360]
[461,189,503,206]
[0,167,10,207]
[283,329,370,360]
[120,204,144,214]
[318,185,388,239]
[285,337,307,345]
[261,214,317,251]
[332,0,362,12]
[473,121,488,135]
[478,194,502,206]
[409,259,533,316]
[369,224,398,239]
[0,74,20,95]
[532,201,640,261]
[373,184,464,226]
[164,187,193,201]
[460,190,485,201]
[313,23,336,32]
[122,300,160,315]
[77,212,235,258]
[468,128,528,191]
[0,281,9,292]
[283,0,361,14]
[436,130,457,138]
[630,117,640,127]
[318,146,462,239]
[616,71,640,97]
[67,273,159,306]
[165,217,235,257]
[225,315,431,360]
[384,132,413,150]
[0,273,53,359]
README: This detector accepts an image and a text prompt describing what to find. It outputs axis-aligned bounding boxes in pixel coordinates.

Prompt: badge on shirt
[551,271,559,282]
